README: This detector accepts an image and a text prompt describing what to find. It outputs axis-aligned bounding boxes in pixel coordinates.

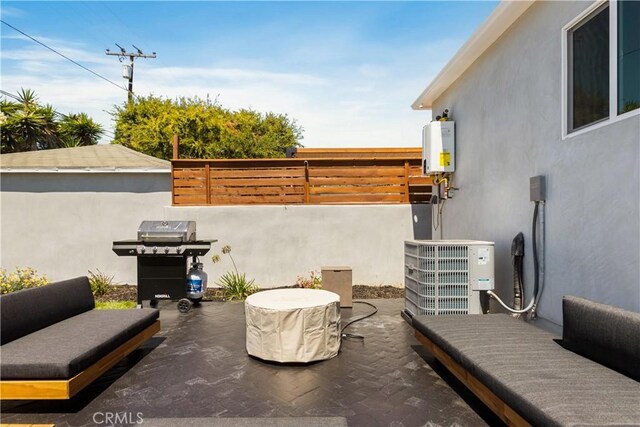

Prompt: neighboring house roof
[0,144,171,173]
[412,0,535,110]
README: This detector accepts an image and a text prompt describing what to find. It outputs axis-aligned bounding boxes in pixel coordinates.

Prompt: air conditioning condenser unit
[404,240,495,317]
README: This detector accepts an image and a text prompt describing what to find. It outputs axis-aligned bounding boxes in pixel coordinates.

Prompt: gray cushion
[562,295,640,382]
[413,314,640,426]
[1,308,159,379]
[0,276,94,345]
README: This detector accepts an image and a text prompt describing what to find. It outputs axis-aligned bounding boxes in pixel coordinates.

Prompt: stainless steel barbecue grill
[113,221,214,311]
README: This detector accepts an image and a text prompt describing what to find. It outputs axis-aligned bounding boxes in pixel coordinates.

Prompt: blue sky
[1,1,497,147]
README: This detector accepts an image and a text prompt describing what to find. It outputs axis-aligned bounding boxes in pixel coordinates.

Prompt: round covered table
[245,289,341,363]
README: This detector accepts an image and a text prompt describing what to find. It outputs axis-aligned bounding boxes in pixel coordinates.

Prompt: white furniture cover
[245,289,341,363]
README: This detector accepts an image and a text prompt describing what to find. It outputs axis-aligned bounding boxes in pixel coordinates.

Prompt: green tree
[111,95,302,160]
[0,89,103,153]
[59,113,104,147]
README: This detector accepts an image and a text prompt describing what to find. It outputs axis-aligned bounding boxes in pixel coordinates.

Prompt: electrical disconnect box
[422,121,455,175]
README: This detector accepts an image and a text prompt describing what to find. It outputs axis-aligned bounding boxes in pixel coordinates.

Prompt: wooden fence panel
[172,155,433,205]
[209,166,306,205]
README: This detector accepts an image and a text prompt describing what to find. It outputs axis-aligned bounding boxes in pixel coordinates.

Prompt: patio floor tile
[0,298,502,426]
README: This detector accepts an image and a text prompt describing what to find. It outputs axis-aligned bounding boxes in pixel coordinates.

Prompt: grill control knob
[140,247,146,254]
[153,246,158,254]
[176,247,182,254]
[164,247,169,254]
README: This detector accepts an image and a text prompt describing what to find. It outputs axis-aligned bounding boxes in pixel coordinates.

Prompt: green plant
[0,267,49,294]
[95,300,137,310]
[218,271,258,301]
[88,269,114,297]
[110,94,301,160]
[1,88,103,153]
[295,270,322,289]
[212,244,258,300]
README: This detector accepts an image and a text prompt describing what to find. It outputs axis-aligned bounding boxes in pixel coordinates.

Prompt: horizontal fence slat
[173,169,207,178]
[309,193,405,203]
[210,177,306,186]
[409,176,433,185]
[174,187,209,195]
[296,147,422,159]
[309,185,405,195]
[210,194,305,205]
[174,178,207,187]
[173,158,421,168]
[309,176,405,186]
[174,194,208,204]
[210,185,305,196]
[309,167,404,177]
[209,168,304,178]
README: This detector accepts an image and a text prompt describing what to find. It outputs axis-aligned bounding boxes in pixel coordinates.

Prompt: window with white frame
[565,0,640,135]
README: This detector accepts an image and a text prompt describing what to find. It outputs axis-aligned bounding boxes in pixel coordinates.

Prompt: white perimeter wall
[1,172,430,287]
[164,204,430,287]
[0,173,171,284]
[430,1,640,326]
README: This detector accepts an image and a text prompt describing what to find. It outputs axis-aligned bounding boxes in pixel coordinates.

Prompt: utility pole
[105,44,156,102]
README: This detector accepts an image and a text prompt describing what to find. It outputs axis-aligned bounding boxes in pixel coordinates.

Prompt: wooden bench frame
[415,330,530,427]
[0,320,160,400]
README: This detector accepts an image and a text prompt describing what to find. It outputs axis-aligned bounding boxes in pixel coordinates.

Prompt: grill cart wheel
[177,298,192,313]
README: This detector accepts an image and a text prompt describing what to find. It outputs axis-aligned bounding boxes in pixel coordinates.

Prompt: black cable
[532,202,540,298]
[1,20,129,94]
[340,301,378,342]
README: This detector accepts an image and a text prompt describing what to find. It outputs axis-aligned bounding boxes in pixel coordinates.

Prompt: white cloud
[1,35,456,148]
[0,7,24,18]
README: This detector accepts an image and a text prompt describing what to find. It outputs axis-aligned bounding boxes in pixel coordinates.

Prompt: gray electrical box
[530,176,546,202]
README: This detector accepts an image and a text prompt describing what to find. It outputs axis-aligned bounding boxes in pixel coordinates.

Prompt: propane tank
[187,261,207,301]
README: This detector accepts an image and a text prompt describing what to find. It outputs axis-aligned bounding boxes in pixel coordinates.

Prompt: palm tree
[59,113,103,147]
[0,89,46,152]
[0,89,103,153]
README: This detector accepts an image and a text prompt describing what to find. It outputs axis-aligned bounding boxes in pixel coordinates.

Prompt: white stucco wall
[165,204,430,287]
[430,1,640,326]
[0,173,171,284]
[1,172,430,287]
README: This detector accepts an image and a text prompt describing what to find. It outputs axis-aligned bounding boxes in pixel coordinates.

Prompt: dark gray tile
[0,299,502,426]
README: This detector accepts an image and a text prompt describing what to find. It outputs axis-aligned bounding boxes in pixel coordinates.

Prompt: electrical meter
[422,121,455,175]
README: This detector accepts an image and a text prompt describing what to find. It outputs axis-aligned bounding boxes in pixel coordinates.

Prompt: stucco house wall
[429,1,640,326]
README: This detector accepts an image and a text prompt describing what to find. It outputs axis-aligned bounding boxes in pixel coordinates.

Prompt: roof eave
[412,0,536,110]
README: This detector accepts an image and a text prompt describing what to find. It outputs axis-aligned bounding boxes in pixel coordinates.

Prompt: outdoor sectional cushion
[0,276,95,345]
[562,295,640,382]
[1,308,159,379]
[412,314,640,426]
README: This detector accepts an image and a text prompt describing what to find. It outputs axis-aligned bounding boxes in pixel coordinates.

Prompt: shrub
[88,269,114,297]
[212,245,258,300]
[0,267,49,294]
[218,271,258,301]
[295,270,322,289]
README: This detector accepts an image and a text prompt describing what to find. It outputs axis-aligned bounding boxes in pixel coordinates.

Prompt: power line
[0,89,21,101]
[0,20,129,94]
